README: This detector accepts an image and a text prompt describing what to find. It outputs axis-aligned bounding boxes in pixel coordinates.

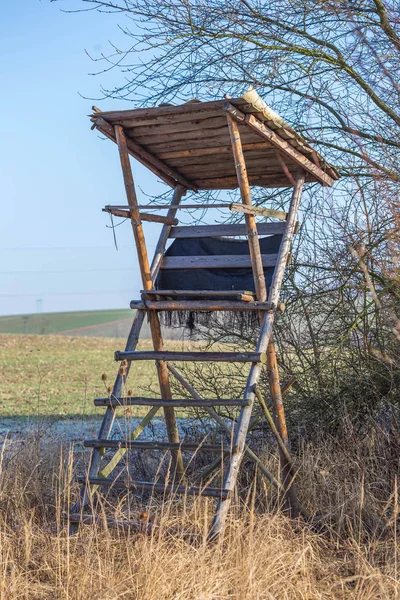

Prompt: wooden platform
[91,99,339,190]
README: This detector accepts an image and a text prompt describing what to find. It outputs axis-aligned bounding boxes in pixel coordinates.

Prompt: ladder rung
[114,350,266,363]
[69,512,151,532]
[76,476,230,499]
[130,299,273,311]
[83,439,229,452]
[169,223,286,238]
[161,254,277,270]
[94,397,248,408]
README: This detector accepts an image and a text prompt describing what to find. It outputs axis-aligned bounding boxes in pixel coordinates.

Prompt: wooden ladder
[69,121,305,539]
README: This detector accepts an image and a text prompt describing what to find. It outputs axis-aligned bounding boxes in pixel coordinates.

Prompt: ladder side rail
[70,185,185,523]
[226,112,267,302]
[88,185,184,481]
[115,125,184,478]
[209,167,305,539]
[91,185,186,488]
[69,310,146,524]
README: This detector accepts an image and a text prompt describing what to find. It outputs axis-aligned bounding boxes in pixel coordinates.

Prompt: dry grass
[0,429,398,599]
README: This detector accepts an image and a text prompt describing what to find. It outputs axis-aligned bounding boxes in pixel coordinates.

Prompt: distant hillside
[0,309,133,335]
[0,309,180,339]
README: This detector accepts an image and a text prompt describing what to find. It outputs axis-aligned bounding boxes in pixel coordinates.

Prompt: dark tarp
[155,235,282,331]
[156,235,282,295]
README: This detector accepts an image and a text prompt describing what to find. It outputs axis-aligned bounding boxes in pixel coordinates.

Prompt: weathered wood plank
[227,113,267,302]
[139,131,257,153]
[161,254,278,269]
[84,440,229,452]
[115,125,184,477]
[230,203,288,220]
[176,161,293,178]
[127,124,229,143]
[157,142,272,160]
[125,116,233,136]
[114,350,267,363]
[143,131,258,151]
[167,152,288,169]
[91,98,246,122]
[117,109,230,128]
[141,289,255,298]
[129,300,273,311]
[132,130,235,148]
[102,207,178,225]
[194,175,294,189]
[169,223,286,238]
[98,104,269,130]
[76,476,229,499]
[93,397,247,407]
[224,103,335,186]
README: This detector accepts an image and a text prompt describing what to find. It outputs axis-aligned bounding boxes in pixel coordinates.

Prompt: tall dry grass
[0,427,398,599]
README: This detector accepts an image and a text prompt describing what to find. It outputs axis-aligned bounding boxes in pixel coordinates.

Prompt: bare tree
[65,0,400,428]
[66,0,400,179]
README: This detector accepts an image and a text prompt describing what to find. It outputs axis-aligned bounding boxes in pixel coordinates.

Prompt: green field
[0,333,184,417]
[0,309,134,335]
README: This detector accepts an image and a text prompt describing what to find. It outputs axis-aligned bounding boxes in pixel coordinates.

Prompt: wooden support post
[267,343,299,516]
[226,113,267,302]
[209,167,305,540]
[227,111,300,524]
[70,185,186,529]
[254,386,294,468]
[115,124,184,480]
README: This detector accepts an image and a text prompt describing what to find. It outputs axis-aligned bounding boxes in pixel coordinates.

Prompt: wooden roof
[90,98,340,192]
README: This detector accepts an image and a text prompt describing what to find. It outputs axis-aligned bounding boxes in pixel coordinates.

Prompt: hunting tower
[69,89,339,539]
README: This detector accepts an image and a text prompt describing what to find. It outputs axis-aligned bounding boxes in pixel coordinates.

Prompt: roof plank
[223,102,335,187]
[93,117,197,191]
[90,95,339,189]
[157,142,272,160]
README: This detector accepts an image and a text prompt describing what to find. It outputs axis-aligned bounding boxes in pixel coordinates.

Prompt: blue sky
[0,1,173,316]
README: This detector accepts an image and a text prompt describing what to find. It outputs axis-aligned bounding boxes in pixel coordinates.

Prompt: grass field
[0,333,190,417]
[0,418,398,598]
[0,309,134,335]
[0,335,398,598]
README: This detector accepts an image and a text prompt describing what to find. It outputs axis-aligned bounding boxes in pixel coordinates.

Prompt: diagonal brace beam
[93,117,197,192]
[224,103,335,187]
